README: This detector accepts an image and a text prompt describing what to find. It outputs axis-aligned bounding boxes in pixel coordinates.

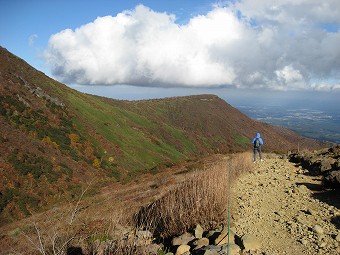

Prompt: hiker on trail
[252,133,264,162]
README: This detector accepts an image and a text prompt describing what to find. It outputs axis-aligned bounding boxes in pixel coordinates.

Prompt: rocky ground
[232,154,340,255]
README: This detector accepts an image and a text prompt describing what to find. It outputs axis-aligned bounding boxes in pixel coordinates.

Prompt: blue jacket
[252,133,263,145]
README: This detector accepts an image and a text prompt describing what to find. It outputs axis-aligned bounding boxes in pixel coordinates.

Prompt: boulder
[241,234,261,251]
[313,225,324,235]
[293,185,310,195]
[319,159,334,173]
[206,230,219,240]
[172,232,195,246]
[221,244,241,255]
[194,245,221,254]
[198,250,219,255]
[334,159,340,170]
[306,208,317,216]
[328,145,340,157]
[175,244,190,255]
[335,233,340,242]
[192,238,209,250]
[324,170,340,188]
[194,224,204,239]
[300,238,308,245]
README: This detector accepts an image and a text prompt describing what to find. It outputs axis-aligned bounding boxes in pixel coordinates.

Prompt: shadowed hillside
[0,46,328,224]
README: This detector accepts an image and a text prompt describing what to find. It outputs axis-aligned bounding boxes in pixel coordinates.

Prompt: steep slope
[0,46,328,224]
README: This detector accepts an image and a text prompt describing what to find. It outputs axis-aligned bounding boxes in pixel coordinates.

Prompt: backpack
[254,138,261,148]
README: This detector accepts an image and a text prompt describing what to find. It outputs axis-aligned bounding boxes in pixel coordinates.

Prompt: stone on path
[307,208,317,216]
[195,224,204,239]
[192,238,209,250]
[313,225,324,235]
[335,233,340,242]
[241,234,261,251]
[200,250,219,255]
[175,244,190,255]
[221,243,241,255]
[300,238,308,245]
[172,232,195,246]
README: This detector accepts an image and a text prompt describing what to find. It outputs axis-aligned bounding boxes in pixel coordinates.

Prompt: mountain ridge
[0,46,329,224]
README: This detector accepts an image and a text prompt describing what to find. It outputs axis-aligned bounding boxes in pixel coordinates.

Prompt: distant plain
[238,105,340,144]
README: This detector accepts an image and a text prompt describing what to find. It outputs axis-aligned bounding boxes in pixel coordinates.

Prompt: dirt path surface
[232,154,340,255]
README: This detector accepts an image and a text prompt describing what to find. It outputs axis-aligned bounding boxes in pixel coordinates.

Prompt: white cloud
[44,2,340,90]
[234,0,340,25]
[311,82,340,91]
[275,65,305,90]
[28,34,38,47]
[332,84,340,90]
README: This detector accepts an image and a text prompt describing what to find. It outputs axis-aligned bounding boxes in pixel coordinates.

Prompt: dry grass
[135,152,254,238]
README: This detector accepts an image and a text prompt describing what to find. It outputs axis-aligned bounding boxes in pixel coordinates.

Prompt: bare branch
[69,182,92,225]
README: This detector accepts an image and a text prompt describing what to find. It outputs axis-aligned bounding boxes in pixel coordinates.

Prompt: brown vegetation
[0,153,253,254]
[135,152,253,238]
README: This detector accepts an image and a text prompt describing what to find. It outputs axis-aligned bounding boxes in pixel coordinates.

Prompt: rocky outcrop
[289,145,340,188]
[16,74,65,107]
[324,171,340,188]
[161,225,259,255]
[90,224,260,255]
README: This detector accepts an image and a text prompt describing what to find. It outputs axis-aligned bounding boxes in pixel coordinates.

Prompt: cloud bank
[44,1,340,90]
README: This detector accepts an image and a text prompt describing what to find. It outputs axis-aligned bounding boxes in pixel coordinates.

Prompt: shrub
[9,150,55,180]
[17,194,40,216]
[92,158,101,168]
[0,188,16,212]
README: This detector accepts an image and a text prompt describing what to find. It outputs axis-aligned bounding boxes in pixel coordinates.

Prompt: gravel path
[232,154,340,255]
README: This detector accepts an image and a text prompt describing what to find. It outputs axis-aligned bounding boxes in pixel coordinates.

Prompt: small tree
[92,158,100,168]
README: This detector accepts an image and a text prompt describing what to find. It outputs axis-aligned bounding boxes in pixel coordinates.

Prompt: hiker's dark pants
[253,146,262,161]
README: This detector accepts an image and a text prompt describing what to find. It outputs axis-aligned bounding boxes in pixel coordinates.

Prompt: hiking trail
[232,154,340,255]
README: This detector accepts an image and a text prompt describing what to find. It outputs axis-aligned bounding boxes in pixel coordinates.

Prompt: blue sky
[1,0,340,106]
[1,0,213,75]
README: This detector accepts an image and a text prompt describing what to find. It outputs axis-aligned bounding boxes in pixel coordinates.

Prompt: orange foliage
[69,133,81,148]
[83,141,95,160]
[92,158,101,168]
[42,136,59,149]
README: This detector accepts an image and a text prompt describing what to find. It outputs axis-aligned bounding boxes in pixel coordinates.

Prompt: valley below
[238,105,340,144]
